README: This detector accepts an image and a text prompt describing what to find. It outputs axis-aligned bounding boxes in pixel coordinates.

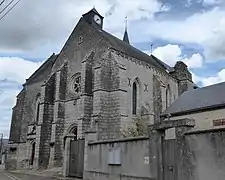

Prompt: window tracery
[70,73,81,95]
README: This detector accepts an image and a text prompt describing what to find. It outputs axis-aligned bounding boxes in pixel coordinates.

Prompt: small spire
[151,44,154,54]
[123,16,130,44]
[125,16,128,30]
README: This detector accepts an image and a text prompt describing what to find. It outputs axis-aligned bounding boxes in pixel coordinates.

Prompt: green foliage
[121,116,148,137]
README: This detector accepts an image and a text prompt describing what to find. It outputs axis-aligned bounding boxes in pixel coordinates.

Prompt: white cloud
[0,88,20,138]
[204,17,225,61]
[202,0,222,6]
[193,69,225,86]
[0,57,44,84]
[0,0,167,54]
[0,56,43,137]
[1,0,223,63]
[151,44,204,68]
[134,7,225,62]
[104,0,168,29]
[183,54,204,68]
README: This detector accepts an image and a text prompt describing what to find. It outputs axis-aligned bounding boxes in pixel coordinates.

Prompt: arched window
[73,75,81,93]
[166,85,171,108]
[70,73,81,94]
[35,93,41,122]
[132,82,137,115]
[36,102,40,122]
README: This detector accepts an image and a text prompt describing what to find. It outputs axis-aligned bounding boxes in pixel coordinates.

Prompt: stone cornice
[109,47,178,82]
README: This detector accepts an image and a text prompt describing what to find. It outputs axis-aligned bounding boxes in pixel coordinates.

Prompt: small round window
[70,73,81,94]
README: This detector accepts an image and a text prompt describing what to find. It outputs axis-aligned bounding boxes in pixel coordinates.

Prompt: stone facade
[7,8,195,176]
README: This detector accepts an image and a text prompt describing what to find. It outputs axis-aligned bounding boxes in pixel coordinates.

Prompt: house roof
[161,81,225,117]
[93,25,169,70]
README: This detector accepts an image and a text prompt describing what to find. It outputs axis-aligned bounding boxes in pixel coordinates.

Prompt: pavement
[0,165,80,180]
[0,169,56,180]
[0,165,57,180]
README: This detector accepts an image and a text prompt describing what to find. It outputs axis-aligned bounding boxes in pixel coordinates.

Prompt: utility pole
[0,90,3,164]
[0,133,3,164]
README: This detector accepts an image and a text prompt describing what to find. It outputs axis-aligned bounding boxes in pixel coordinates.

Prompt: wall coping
[149,118,195,131]
[88,136,149,145]
[184,127,225,135]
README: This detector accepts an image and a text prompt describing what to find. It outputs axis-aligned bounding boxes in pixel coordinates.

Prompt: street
[0,169,57,180]
[0,169,20,180]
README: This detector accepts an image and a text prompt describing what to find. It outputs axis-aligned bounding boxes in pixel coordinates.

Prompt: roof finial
[125,16,128,30]
[151,44,154,54]
[123,16,130,44]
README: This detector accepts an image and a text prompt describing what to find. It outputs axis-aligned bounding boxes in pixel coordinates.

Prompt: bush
[121,116,148,137]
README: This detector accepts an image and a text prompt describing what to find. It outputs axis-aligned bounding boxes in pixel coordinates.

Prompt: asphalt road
[0,169,57,180]
[0,169,20,180]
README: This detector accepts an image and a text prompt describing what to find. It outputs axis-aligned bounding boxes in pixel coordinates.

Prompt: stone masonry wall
[36,74,55,168]
[153,75,162,123]
[92,51,125,140]
[9,89,26,144]
[110,50,178,129]
[49,63,67,167]
[84,136,153,180]
[170,61,194,96]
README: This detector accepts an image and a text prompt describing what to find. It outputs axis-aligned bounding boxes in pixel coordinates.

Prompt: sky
[0,0,225,138]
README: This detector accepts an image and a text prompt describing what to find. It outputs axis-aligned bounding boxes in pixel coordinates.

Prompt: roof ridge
[82,8,103,18]
[80,18,170,71]
[200,81,225,89]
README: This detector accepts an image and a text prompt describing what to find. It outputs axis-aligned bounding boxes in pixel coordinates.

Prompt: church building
[7,8,196,177]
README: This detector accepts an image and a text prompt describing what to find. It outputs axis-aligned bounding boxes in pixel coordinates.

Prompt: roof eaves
[24,53,58,85]
[161,103,225,118]
[109,47,177,81]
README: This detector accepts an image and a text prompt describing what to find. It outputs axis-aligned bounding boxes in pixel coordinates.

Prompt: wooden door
[163,139,177,180]
[69,139,85,178]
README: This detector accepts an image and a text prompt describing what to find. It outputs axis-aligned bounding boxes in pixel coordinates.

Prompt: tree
[120,115,148,137]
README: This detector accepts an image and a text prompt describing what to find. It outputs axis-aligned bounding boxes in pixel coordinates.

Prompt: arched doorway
[63,124,85,178]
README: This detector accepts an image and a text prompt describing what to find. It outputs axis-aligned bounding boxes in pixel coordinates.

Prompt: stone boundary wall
[183,127,225,180]
[84,135,155,180]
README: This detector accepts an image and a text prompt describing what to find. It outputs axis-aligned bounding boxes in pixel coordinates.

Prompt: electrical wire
[0,0,6,7]
[0,0,15,15]
[0,0,20,21]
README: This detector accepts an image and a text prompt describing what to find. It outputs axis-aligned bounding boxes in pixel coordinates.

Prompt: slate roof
[24,53,58,85]
[93,26,169,70]
[161,81,225,117]
[82,8,103,18]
